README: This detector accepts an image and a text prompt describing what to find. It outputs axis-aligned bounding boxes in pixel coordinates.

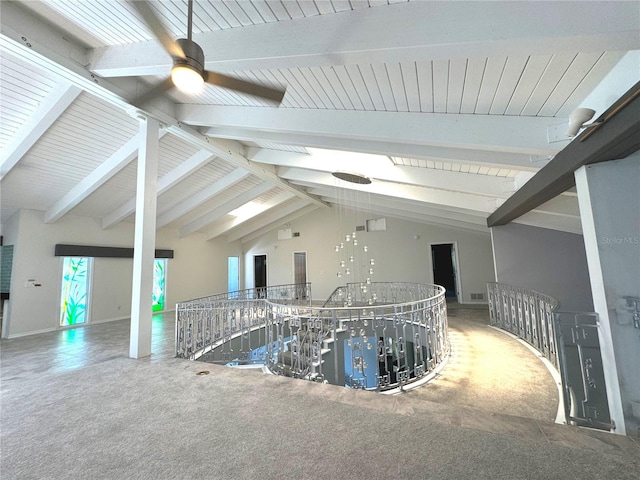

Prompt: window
[228,256,239,297]
[152,259,167,312]
[60,257,91,327]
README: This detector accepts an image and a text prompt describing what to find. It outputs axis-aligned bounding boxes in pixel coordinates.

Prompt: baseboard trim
[91,315,130,324]
[7,327,57,339]
[5,310,177,338]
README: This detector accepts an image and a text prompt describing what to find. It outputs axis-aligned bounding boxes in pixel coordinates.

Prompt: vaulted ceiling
[1,1,638,241]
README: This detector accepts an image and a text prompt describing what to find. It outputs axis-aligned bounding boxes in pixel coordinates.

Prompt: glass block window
[60,257,91,326]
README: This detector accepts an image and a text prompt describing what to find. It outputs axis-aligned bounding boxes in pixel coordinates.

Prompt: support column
[129,116,160,359]
[575,153,640,436]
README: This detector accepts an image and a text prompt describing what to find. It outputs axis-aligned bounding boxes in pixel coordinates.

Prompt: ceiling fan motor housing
[175,38,205,74]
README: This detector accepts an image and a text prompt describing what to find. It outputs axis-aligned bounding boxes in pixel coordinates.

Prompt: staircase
[276,317,338,382]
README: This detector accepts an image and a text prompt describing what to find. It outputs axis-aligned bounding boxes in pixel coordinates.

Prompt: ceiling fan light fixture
[171,64,204,93]
[128,1,286,106]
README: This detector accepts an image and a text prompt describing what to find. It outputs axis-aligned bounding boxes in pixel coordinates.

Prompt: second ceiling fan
[128,0,286,107]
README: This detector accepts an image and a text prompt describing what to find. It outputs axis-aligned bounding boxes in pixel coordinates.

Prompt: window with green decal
[152,259,167,312]
[60,257,91,327]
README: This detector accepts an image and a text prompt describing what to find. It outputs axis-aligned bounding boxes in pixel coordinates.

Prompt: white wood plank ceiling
[1,1,638,239]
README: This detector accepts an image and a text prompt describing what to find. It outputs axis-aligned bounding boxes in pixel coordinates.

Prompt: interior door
[293,251,307,299]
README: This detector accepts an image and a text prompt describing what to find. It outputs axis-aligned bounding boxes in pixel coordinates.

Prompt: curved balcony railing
[324,282,441,308]
[267,282,448,391]
[183,282,312,304]
[176,282,449,392]
[175,283,311,360]
[487,283,616,432]
[486,282,559,367]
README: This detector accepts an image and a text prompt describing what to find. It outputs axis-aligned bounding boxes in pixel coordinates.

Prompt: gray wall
[491,223,594,311]
[576,154,640,436]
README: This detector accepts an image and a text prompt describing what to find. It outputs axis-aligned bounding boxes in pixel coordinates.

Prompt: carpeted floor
[404,303,559,422]
[1,308,638,480]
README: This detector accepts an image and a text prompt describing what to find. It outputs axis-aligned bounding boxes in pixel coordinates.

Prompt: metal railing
[553,311,614,431]
[324,282,442,308]
[487,282,559,367]
[487,283,616,432]
[268,282,448,391]
[175,283,311,360]
[182,282,312,304]
[176,282,449,392]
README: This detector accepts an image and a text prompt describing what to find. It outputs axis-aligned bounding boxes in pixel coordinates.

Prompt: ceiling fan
[128,0,286,107]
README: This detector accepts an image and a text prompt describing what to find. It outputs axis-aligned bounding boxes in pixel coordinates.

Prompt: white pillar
[575,154,640,436]
[129,116,160,359]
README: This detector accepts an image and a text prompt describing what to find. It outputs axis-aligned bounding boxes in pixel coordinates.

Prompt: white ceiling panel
[538,51,609,117]
[156,135,203,176]
[474,57,507,115]
[490,56,530,114]
[68,161,139,218]
[250,141,309,154]
[389,157,520,177]
[1,0,635,238]
[0,53,60,149]
[163,175,263,229]
[31,0,397,52]
[215,52,623,117]
[155,161,241,214]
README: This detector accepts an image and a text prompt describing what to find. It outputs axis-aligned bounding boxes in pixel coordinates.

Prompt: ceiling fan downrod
[187,0,193,41]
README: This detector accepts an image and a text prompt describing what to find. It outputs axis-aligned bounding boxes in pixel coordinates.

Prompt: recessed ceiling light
[332,171,372,185]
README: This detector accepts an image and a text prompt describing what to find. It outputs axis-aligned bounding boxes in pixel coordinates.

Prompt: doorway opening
[253,254,267,298]
[430,243,460,300]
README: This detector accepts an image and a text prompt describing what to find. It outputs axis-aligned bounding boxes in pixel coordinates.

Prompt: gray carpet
[405,304,558,422]
[1,311,638,480]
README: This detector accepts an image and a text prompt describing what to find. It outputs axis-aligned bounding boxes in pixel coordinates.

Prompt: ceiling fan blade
[128,0,185,59]
[205,71,286,104]
[129,77,175,108]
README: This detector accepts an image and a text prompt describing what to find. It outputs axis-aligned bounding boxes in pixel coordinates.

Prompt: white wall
[3,209,241,337]
[156,227,240,305]
[491,223,594,311]
[91,258,133,322]
[3,206,495,337]
[243,207,495,303]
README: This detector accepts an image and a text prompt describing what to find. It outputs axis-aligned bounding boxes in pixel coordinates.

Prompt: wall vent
[355,225,366,232]
[471,293,485,300]
[293,232,300,237]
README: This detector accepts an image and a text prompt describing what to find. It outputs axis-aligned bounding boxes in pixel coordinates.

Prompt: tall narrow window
[60,257,91,327]
[228,256,239,297]
[152,259,167,312]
